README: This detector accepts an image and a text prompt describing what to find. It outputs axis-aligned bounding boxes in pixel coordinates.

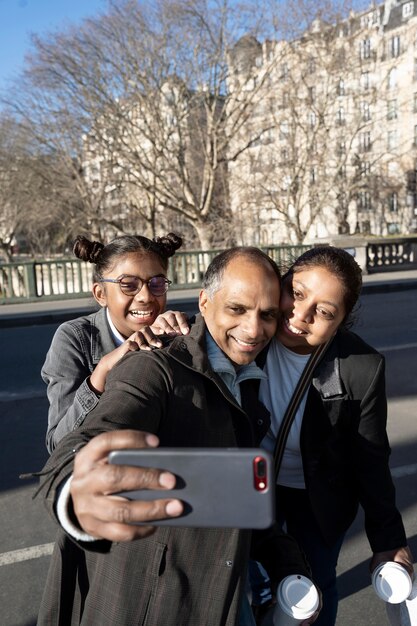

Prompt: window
[403,2,414,19]
[359,131,371,151]
[307,57,316,74]
[308,86,316,103]
[387,67,397,89]
[360,39,371,60]
[391,35,401,58]
[337,139,346,155]
[387,130,397,150]
[280,63,289,80]
[309,167,316,185]
[337,165,346,179]
[280,148,289,163]
[336,107,345,125]
[387,99,398,120]
[282,91,289,108]
[389,192,399,212]
[358,191,371,211]
[279,121,289,139]
[360,161,371,177]
[414,125,417,146]
[414,93,417,113]
[414,59,417,81]
[361,71,370,90]
[337,78,345,96]
[309,111,316,128]
[361,101,371,122]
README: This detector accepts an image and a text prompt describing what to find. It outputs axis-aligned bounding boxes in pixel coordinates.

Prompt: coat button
[257,419,263,426]
[226,560,233,567]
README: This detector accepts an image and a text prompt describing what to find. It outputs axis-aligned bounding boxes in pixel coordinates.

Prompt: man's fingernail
[159,471,176,488]
[166,500,183,516]
[145,434,159,447]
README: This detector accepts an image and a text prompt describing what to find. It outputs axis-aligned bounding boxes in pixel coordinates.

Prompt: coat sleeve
[41,321,101,453]
[251,524,312,589]
[349,354,407,552]
[37,350,173,538]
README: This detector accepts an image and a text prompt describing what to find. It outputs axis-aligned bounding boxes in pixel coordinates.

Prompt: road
[0,289,416,626]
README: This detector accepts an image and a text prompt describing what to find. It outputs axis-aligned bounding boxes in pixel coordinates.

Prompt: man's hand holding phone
[70,430,184,542]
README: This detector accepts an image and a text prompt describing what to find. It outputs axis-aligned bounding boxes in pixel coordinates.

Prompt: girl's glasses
[100,274,171,297]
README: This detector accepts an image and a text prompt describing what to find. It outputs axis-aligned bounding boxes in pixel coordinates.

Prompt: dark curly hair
[73,233,183,282]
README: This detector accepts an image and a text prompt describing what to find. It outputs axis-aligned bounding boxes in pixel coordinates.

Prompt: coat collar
[311,334,344,398]
[90,307,117,364]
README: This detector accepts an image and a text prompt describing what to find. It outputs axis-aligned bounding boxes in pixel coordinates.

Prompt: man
[36,247,313,626]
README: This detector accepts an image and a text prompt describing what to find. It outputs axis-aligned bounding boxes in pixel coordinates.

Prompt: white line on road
[376,342,417,352]
[391,463,417,479]
[0,542,54,566]
[1,462,416,567]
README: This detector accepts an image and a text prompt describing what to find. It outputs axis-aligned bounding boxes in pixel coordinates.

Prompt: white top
[259,338,310,488]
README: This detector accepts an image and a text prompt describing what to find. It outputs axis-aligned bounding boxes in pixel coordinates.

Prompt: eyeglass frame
[99,273,172,297]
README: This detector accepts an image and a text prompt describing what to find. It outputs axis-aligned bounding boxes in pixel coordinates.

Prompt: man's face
[199,256,280,366]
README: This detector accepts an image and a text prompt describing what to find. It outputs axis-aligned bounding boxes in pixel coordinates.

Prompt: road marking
[377,342,417,352]
[0,542,54,566]
[391,463,417,479]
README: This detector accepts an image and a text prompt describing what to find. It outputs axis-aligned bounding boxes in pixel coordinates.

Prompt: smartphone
[108,447,275,529]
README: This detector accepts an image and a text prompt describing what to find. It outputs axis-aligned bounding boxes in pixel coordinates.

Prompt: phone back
[108,447,275,529]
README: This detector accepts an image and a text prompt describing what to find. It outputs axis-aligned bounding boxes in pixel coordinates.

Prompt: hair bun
[154,232,183,258]
[73,235,104,264]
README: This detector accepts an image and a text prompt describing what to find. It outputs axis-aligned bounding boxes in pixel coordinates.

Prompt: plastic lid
[372,562,412,604]
[278,574,320,619]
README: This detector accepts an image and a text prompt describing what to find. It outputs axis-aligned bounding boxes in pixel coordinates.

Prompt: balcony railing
[0,245,310,304]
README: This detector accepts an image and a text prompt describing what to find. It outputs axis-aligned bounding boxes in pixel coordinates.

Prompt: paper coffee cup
[273,575,319,626]
[372,562,412,604]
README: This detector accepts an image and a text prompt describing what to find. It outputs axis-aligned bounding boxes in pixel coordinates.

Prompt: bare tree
[3,0,324,249]
[227,1,408,244]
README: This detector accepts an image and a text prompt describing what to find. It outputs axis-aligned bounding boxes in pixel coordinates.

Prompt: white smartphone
[108,447,275,529]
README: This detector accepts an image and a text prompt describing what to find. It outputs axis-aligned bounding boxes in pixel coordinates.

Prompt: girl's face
[277,266,347,354]
[93,251,167,338]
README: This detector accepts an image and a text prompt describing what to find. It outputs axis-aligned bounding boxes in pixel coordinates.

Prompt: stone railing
[0,244,309,304]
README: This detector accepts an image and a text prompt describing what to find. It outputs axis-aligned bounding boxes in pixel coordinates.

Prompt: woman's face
[93,251,167,338]
[276,266,347,354]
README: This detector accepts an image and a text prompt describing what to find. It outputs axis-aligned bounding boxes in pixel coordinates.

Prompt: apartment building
[227,0,417,245]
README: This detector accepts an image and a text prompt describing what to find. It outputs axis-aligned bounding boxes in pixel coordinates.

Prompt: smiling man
[36,247,314,626]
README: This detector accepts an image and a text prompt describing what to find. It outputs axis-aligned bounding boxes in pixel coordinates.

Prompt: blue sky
[0,0,107,91]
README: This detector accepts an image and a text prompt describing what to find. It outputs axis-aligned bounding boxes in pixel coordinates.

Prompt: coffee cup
[273,574,319,625]
[372,561,412,604]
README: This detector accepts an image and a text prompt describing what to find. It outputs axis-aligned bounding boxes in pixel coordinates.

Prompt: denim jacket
[41,307,116,453]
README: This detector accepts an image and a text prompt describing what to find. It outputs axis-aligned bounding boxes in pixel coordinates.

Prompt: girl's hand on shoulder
[129,311,191,351]
[151,310,190,336]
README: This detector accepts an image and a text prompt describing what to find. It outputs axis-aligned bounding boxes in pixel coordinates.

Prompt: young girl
[42,232,185,453]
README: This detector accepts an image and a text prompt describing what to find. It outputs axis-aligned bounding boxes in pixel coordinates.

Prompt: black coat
[300,329,406,551]
[37,315,310,626]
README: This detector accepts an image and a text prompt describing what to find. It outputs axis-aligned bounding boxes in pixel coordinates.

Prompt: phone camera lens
[256,460,266,477]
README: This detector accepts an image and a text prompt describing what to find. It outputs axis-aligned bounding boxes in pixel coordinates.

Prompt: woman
[254,246,413,625]
[42,232,186,453]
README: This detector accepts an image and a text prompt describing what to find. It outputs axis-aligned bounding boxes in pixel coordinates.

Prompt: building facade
[227,0,417,245]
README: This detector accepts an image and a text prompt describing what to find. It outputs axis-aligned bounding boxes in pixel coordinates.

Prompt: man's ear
[92,282,107,307]
[199,289,208,316]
